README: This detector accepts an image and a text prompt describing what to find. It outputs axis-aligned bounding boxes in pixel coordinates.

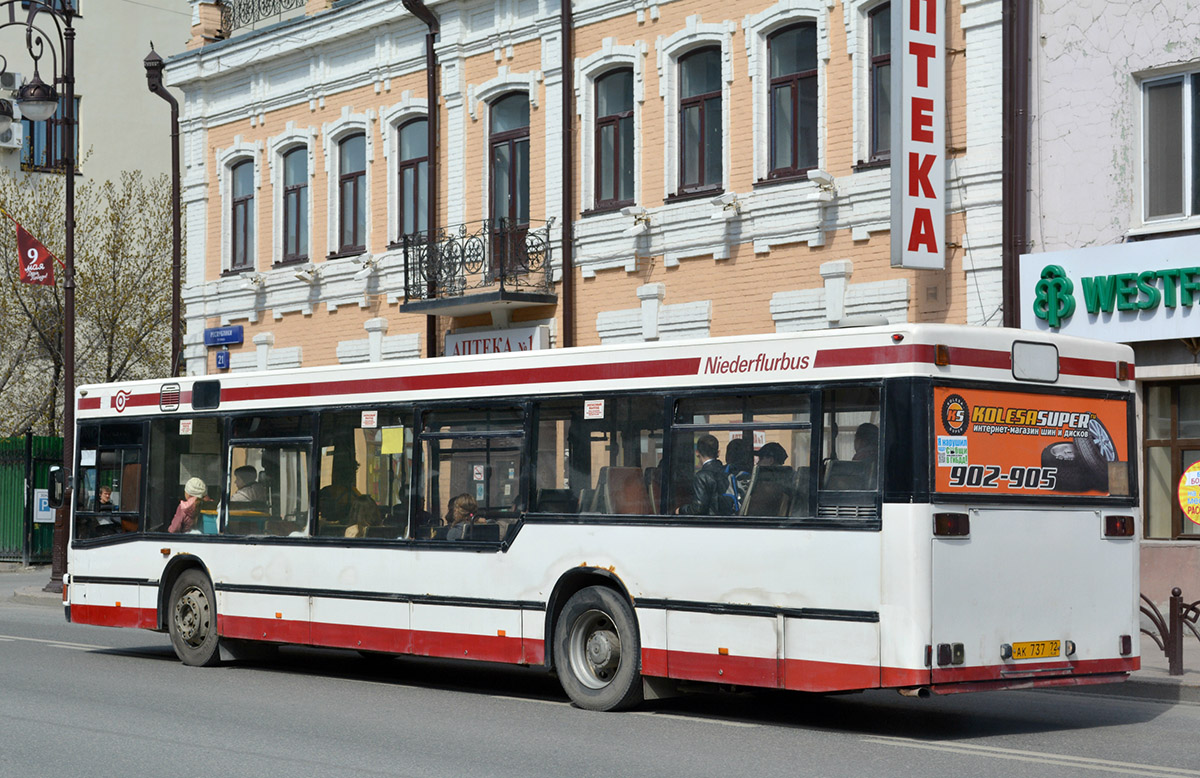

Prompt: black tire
[553,586,643,711]
[1073,417,1116,491]
[168,569,221,667]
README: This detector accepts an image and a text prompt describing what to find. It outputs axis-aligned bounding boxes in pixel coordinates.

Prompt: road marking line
[864,735,1200,777]
[488,695,568,706]
[632,711,759,728]
[0,634,105,650]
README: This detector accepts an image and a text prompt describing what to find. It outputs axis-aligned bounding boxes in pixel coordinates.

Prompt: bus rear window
[933,386,1132,498]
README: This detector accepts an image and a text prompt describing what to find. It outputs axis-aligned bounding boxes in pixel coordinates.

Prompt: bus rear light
[936,643,965,665]
[1000,643,1012,660]
[1065,640,1076,656]
[934,512,970,537]
[1117,361,1129,381]
[934,344,951,366]
[1104,515,1135,537]
[1119,635,1132,655]
[892,333,905,343]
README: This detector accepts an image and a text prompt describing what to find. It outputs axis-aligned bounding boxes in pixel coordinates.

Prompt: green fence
[0,434,62,564]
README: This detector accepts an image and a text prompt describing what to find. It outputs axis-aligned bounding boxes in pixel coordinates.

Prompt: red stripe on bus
[1059,356,1121,379]
[816,344,1128,380]
[71,604,156,629]
[222,357,703,403]
[78,357,702,411]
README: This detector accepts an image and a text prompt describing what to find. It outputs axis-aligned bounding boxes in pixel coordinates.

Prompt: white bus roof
[76,324,1134,419]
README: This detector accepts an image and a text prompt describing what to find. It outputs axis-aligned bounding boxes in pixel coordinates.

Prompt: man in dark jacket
[678,434,730,515]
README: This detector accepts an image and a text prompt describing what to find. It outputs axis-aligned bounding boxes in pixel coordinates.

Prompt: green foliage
[0,170,181,437]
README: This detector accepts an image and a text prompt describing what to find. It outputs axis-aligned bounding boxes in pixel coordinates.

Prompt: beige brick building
[169,0,1003,373]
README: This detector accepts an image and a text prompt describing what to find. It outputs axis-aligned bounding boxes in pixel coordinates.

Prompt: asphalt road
[3,568,1199,778]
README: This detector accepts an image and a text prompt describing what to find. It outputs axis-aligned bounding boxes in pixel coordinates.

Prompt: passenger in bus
[97,485,114,510]
[230,466,269,504]
[319,455,360,523]
[724,438,753,512]
[755,442,788,468]
[853,423,879,461]
[677,434,731,516]
[168,477,207,533]
[445,493,479,540]
[343,495,382,538]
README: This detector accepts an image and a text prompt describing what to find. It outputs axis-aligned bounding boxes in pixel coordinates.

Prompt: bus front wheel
[554,586,643,711]
[168,569,221,667]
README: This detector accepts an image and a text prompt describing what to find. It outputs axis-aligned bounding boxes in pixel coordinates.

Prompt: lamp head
[16,73,57,122]
[144,47,166,93]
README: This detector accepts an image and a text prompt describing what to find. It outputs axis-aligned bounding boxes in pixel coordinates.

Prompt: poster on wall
[933,386,1130,497]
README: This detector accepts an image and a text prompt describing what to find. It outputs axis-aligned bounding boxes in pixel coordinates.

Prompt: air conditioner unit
[0,124,24,151]
[0,72,22,92]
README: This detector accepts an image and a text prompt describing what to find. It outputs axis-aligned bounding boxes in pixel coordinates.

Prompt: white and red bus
[53,324,1140,710]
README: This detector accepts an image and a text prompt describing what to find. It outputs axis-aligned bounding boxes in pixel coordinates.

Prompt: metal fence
[0,433,61,564]
[402,218,554,302]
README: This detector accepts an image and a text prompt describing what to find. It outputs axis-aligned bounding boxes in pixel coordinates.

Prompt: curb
[11,587,61,608]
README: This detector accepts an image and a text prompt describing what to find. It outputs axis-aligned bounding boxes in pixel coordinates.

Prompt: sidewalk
[4,564,1198,702]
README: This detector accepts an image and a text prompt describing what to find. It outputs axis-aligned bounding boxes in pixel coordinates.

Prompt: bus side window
[148,417,222,534]
[74,423,144,539]
[819,387,881,506]
[317,409,413,540]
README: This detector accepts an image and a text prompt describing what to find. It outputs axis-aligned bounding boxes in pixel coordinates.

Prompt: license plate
[1011,640,1060,660]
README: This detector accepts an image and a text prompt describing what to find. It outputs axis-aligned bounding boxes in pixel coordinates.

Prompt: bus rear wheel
[168,569,221,667]
[554,586,643,711]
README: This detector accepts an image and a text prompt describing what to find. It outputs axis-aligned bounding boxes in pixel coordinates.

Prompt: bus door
[929,385,1138,685]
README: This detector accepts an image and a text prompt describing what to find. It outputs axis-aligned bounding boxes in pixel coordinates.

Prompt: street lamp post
[0,1,76,591]
[143,46,181,378]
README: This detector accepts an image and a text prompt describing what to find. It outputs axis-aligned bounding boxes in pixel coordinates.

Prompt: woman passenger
[343,494,382,538]
[168,477,207,533]
[445,493,478,540]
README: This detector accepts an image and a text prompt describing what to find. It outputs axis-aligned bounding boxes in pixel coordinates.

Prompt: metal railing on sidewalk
[1141,589,1200,675]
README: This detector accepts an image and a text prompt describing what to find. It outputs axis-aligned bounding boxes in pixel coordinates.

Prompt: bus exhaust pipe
[898,686,931,699]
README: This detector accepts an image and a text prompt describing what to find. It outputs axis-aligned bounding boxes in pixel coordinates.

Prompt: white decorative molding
[771,275,910,331]
[469,66,540,121]
[743,0,831,182]
[336,331,422,364]
[596,285,711,343]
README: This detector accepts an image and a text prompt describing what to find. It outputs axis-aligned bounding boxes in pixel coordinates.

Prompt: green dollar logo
[1033,265,1076,328]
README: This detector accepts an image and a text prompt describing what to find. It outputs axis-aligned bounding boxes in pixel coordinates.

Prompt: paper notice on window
[381,427,406,455]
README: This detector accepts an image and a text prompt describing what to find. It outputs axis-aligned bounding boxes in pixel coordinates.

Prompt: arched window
[768,23,818,177]
[595,68,635,209]
[282,147,308,262]
[397,118,429,238]
[231,159,255,270]
[338,133,367,253]
[679,47,723,194]
[490,93,530,230]
[868,3,891,162]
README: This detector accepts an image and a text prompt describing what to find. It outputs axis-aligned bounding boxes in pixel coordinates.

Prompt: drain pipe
[560,0,575,347]
[1001,0,1030,328]
[403,0,441,357]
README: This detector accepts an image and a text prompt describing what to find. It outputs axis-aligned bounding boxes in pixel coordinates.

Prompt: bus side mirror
[48,466,65,509]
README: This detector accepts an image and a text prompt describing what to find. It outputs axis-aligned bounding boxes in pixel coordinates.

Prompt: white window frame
[469,68,538,222]
[381,95,430,245]
[1139,71,1197,227]
[576,41,646,213]
[268,123,316,266]
[216,138,262,273]
[744,0,829,183]
[322,108,375,258]
[657,16,736,199]
[842,0,890,167]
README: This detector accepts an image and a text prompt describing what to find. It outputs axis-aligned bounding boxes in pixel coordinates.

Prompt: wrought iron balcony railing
[402,218,554,303]
[217,0,306,36]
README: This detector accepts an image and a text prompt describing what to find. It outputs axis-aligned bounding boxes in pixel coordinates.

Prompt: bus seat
[536,488,578,514]
[605,467,652,515]
[823,460,869,491]
[590,468,612,513]
[740,466,793,517]
[789,467,812,517]
[578,487,596,514]
[645,467,661,513]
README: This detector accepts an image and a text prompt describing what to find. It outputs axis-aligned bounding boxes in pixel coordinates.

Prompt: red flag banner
[16,222,56,286]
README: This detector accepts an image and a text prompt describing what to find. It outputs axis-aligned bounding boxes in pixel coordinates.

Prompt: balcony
[399,218,557,318]
[216,0,307,39]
